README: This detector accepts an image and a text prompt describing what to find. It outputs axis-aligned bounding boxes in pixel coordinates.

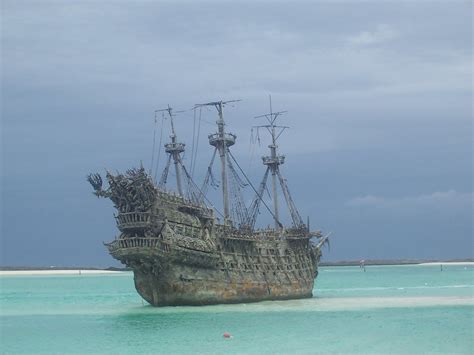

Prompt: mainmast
[195,100,240,223]
[255,97,288,229]
[155,106,185,196]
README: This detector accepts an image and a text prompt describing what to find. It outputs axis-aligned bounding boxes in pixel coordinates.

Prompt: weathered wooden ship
[88,100,329,306]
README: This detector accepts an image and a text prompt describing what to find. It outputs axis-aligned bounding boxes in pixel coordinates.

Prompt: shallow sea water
[1,265,473,354]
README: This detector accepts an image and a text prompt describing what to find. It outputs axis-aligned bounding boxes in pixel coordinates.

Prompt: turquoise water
[1,265,473,354]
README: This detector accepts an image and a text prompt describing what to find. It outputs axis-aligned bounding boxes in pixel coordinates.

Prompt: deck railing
[115,212,156,231]
[106,238,170,252]
[106,235,212,254]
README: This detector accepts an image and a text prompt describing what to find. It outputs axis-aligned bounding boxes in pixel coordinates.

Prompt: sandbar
[0,270,125,276]
[417,262,474,266]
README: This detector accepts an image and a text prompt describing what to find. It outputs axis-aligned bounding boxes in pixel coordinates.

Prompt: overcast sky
[1,0,472,267]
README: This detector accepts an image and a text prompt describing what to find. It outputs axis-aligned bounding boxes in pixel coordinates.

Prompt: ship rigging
[150,99,306,232]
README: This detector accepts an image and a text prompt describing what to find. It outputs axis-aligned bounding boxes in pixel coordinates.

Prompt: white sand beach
[417,262,474,266]
[0,270,125,276]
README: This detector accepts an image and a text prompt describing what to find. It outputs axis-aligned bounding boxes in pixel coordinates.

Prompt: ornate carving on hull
[88,167,157,213]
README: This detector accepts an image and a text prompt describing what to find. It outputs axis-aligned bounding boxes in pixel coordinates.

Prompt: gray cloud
[346,190,473,209]
[346,24,399,46]
[1,0,472,265]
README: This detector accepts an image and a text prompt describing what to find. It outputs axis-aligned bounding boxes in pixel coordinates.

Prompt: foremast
[155,106,186,196]
[255,97,287,229]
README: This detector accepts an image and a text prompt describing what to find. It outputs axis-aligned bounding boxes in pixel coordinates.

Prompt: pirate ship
[88,99,329,306]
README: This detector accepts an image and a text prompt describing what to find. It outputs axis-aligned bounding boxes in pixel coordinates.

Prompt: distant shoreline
[0,266,128,276]
[0,269,125,276]
[0,266,127,273]
[1,259,472,274]
[319,258,473,267]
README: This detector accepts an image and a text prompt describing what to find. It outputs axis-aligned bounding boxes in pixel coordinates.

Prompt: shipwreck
[88,99,329,306]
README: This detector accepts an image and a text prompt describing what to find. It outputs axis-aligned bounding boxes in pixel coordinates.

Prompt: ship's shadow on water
[111,291,473,320]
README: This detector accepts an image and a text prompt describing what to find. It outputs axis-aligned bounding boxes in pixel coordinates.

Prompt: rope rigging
[276,168,304,227]
[244,166,270,230]
[190,108,197,176]
[158,155,172,188]
[190,107,202,178]
[180,161,203,203]
[227,150,282,229]
[156,151,225,220]
[151,99,304,231]
[178,157,225,219]
[200,147,219,200]
[226,151,249,227]
[150,112,157,175]
[153,113,165,183]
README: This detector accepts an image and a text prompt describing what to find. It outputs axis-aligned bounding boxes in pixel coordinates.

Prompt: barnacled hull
[133,270,313,306]
[107,232,319,306]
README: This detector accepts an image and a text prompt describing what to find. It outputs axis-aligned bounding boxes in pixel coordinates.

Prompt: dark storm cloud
[1,0,472,266]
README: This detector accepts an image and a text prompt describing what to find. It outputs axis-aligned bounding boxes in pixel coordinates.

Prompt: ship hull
[133,267,314,306]
[106,231,320,306]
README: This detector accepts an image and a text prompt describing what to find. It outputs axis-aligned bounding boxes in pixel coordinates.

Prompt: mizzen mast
[254,97,288,229]
[195,100,240,223]
[155,106,185,196]
[253,96,305,230]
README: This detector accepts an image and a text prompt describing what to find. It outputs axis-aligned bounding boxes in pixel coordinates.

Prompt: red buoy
[223,332,231,338]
